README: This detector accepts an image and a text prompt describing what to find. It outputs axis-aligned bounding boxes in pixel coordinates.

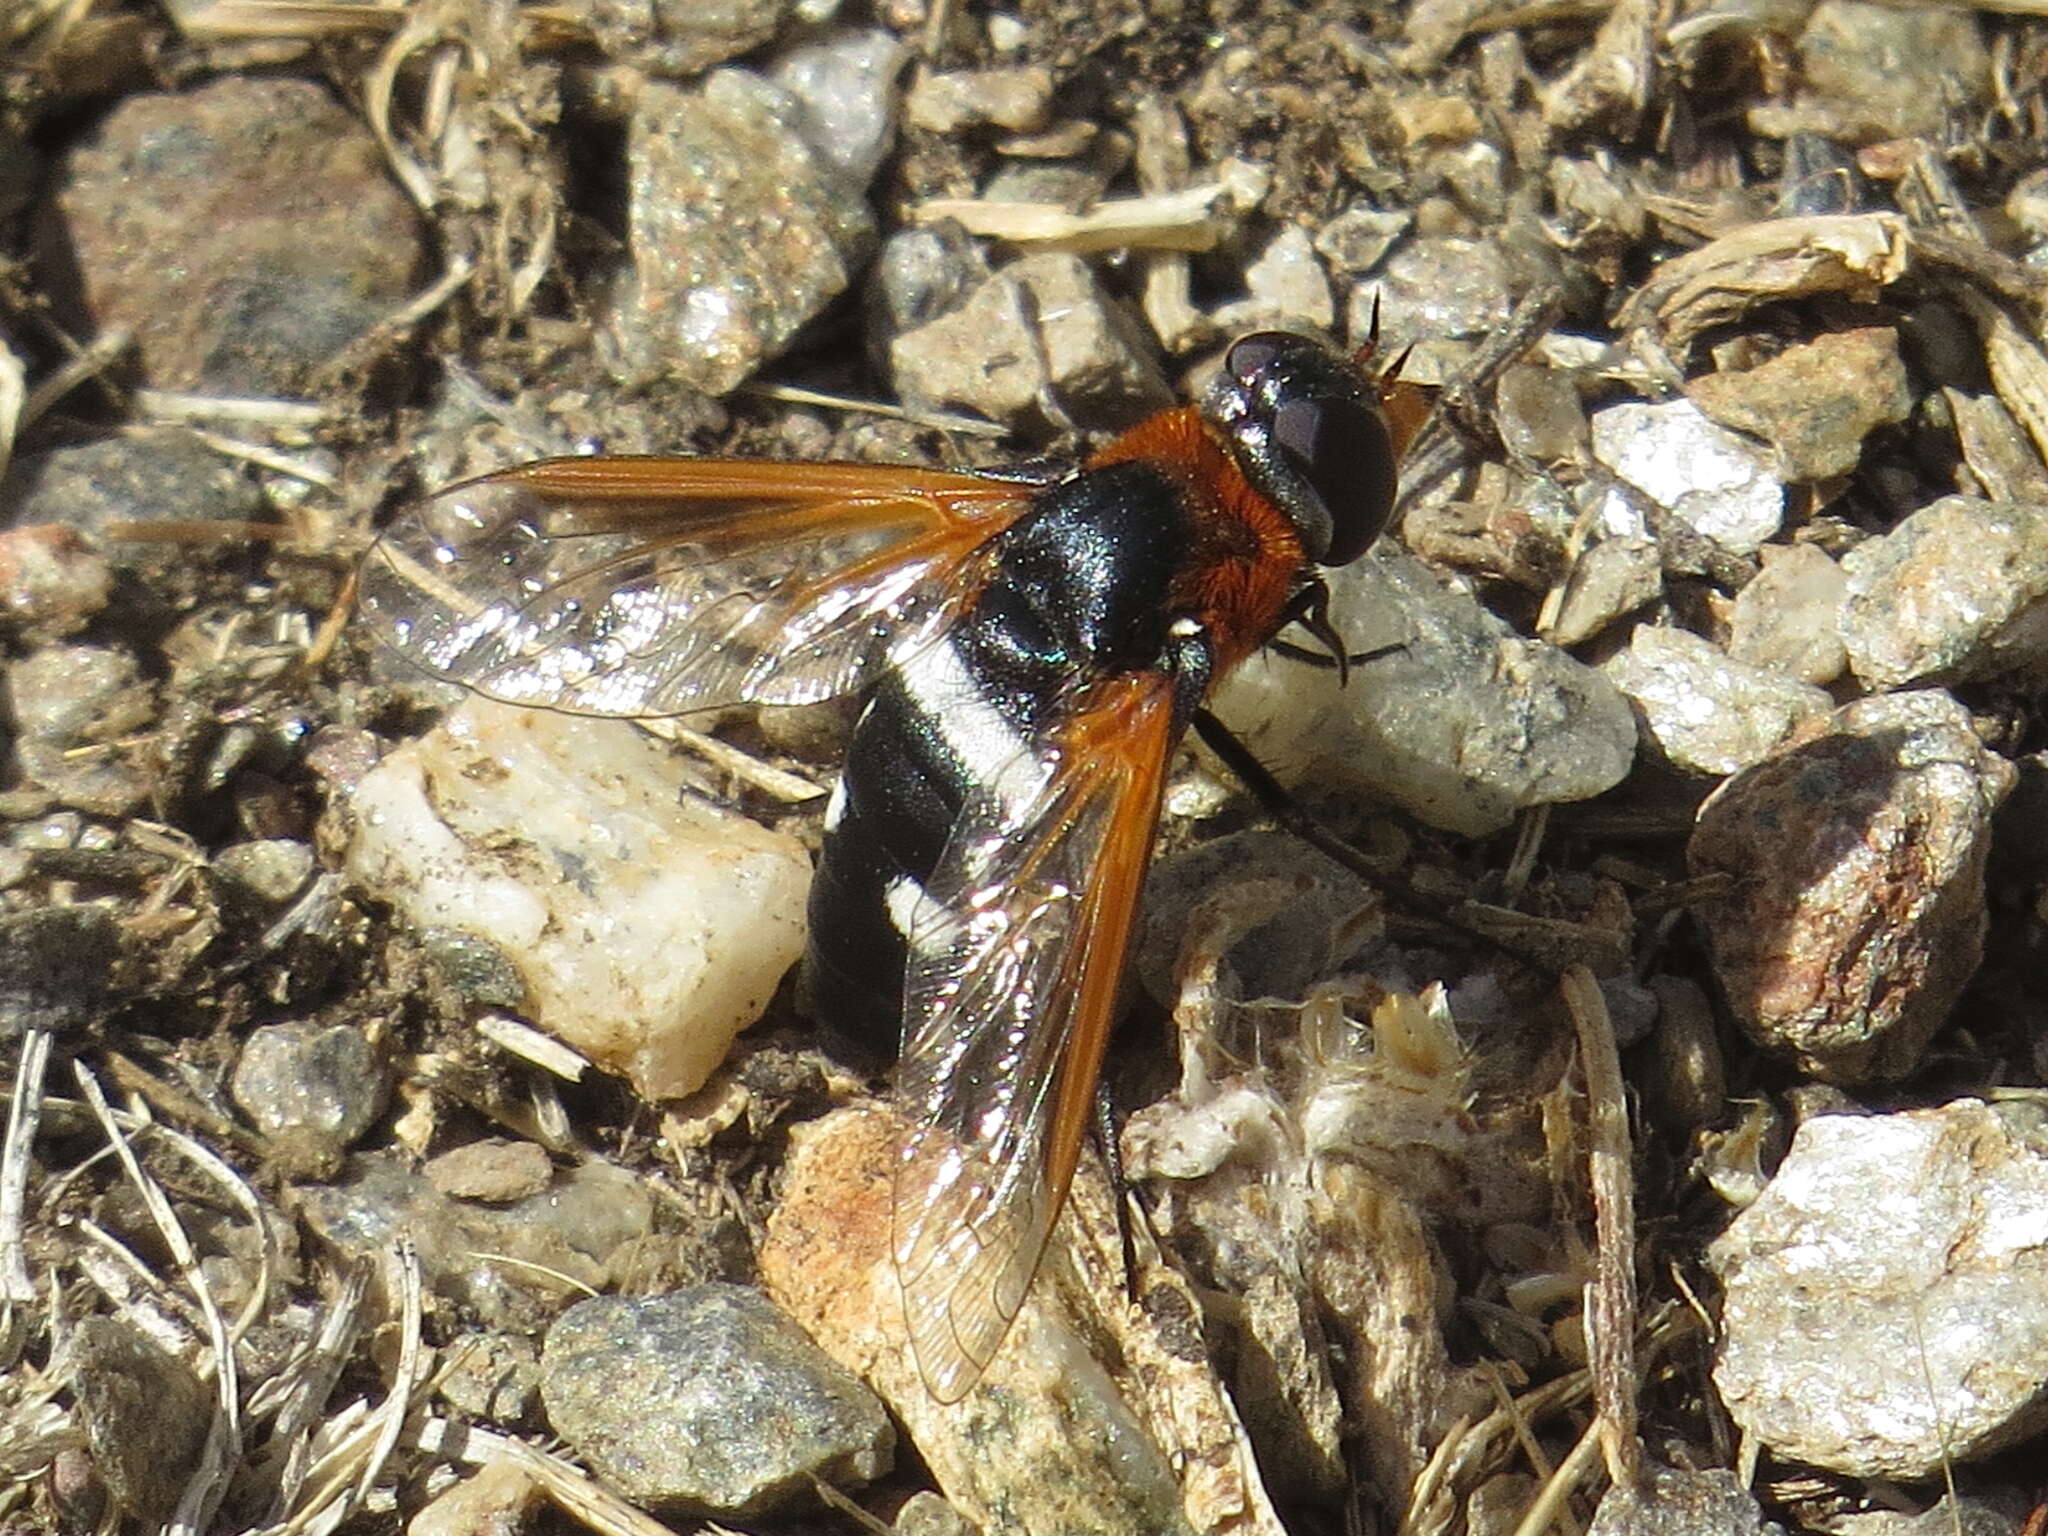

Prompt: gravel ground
[4,2,2048,1534]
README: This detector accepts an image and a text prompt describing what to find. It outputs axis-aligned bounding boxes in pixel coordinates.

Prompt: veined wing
[891,670,1178,1401]
[358,456,1036,716]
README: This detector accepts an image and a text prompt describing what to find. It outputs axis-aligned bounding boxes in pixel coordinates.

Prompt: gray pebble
[230,1019,388,1161]
[1726,542,1848,686]
[895,1490,984,1536]
[1603,625,1832,776]
[1831,1493,2029,1536]
[891,252,1171,431]
[2,431,264,566]
[1586,1465,1784,1536]
[5,643,154,815]
[1710,1100,2048,1478]
[1590,398,1784,556]
[213,839,315,905]
[1495,363,1588,466]
[1841,495,2048,688]
[606,72,875,395]
[68,1318,212,1523]
[301,1153,655,1330]
[1214,542,1637,837]
[1346,236,1516,385]
[418,926,530,1012]
[870,224,990,338]
[540,1285,893,1517]
[581,0,790,77]
[766,27,911,189]
[0,904,121,1041]
[1313,205,1411,277]
[434,1331,542,1425]
[49,78,424,395]
[1547,536,1661,648]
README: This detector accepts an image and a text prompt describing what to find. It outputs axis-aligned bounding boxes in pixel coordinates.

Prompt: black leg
[1191,709,1561,977]
[1093,1077,1143,1305]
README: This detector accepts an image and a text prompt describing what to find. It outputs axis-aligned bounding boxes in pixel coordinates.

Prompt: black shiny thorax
[953,458,1195,716]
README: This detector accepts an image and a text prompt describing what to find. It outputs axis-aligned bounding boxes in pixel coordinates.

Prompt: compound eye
[1223,331,1290,386]
[1269,389,1396,567]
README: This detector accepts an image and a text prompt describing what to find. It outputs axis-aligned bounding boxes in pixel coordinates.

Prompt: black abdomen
[803,459,1192,1054]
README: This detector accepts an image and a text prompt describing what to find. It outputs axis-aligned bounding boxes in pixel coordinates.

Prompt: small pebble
[903,65,1054,134]
[1749,0,1990,145]
[1710,1100,2048,1478]
[3,429,263,546]
[1439,141,1508,223]
[0,525,111,640]
[1391,93,1482,146]
[230,1019,388,1169]
[1603,625,1833,776]
[766,27,911,188]
[1547,536,1661,648]
[890,252,1172,431]
[540,1286,893,1517]
[1214,224,1334,333]
[1689,690,2014,1082]
[405,1461,541,1536]
[1830,1493,2029,1536]
[0,904,121,1041]
[50,78,424,394]
[1313,206,1411,276]
[68,1318,212,1523]
[1840,495,2048,688]
[606,71,875,395]
[1685,327,1911,483]
[301,1152,655,1330]
[870,224,990,338]
[213,838,316,905]
[2006,168,2048,242]
[426,1138,554,1204]
[344,697,809,1102]
[580,0,790,76]
[1586,1465,1785,1536]
[5,643,155,816]
[1590,398,1785,556]
[433,1332,542,1425]
[895,1490,984,1536]
[1495,363,1588,465]
[1726,542,1849,686]
[1347,236,1516,385]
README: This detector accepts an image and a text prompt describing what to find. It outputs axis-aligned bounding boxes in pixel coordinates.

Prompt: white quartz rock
[344,698,810,1100]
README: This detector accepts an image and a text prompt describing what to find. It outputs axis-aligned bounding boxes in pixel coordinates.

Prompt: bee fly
[358,328,1411,1400]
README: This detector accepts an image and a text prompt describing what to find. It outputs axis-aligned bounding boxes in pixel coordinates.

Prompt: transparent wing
[891,671,1178,1401]
[357,456,1035,716]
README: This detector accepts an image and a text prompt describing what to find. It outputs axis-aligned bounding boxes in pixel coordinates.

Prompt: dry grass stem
[1561,964,1642,1491]
[0,1029,53,1307]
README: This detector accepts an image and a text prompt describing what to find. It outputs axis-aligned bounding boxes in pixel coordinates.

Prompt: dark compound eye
[1223,332,1287,386]
[1211,332,1398,567]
